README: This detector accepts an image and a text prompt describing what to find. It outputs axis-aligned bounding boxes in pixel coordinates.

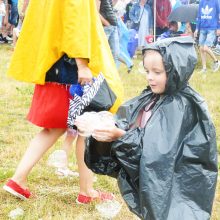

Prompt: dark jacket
[100,0,117,26]
[85,37,218,220]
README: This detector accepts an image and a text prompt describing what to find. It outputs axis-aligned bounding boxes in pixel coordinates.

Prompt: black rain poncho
[84,37,218,220]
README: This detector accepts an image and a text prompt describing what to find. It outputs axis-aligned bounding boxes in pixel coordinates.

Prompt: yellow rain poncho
[7,0,123,112]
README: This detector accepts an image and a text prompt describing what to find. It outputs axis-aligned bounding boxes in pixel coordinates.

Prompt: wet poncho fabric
[85,37,218,220]
[7,0,123,113]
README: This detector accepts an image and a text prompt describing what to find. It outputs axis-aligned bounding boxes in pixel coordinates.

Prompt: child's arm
[93,126,126,142]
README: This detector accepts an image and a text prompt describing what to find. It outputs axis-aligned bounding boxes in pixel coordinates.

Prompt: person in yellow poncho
[4,0,123,203]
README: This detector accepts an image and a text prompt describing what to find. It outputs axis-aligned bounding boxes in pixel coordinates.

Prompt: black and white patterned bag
[67,73,116,130]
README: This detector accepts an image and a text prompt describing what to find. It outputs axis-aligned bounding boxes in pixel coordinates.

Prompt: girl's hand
[78,66,93,85]
[75,58,93,85]
[92,127,126,142]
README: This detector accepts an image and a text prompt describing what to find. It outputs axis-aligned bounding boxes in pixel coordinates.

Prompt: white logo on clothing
[201,5,213,19]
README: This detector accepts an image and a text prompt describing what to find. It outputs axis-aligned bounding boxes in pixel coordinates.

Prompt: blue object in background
[118,19,133,68]
[127,29,138,58]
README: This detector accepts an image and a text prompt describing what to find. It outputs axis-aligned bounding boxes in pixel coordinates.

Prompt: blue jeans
[199,30,216,47]
[9,3,19,26]
[104,25,120,66]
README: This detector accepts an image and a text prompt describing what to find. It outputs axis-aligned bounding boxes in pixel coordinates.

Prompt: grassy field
[0,42,219,220]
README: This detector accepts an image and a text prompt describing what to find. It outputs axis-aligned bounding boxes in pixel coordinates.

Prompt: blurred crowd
[99,0,220,72]
[0,0,28,47]
[1,0,220,72]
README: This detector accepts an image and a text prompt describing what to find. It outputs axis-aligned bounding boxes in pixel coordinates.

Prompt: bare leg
[12,28,17,48]
[203,45,218,62]
[76,136,98,197]
[62,132,76,157]
[200,46,207,69]
[12,128,66,188]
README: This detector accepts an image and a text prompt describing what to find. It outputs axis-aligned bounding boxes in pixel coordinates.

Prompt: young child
[83,37,218,219]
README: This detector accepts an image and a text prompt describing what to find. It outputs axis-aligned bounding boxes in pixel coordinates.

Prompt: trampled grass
[0,43,219,219]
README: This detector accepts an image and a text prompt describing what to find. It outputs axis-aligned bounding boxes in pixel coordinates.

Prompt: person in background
[129,0,153,48]
[11,14,22,48]
[156,0,172,36]
[123,0,135,28]
[0,0,11,43]
[194,0,220,73]
[96,0,120,67]
[19,0,29,19]
[117,18,134,72]
[157,21,183,40]
[11,0,29,49]
[0,0,6,36]
[7,0,18,37]
[113,0,134,72]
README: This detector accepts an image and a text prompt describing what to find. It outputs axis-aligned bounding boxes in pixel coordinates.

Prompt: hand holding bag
[67,73,117,129]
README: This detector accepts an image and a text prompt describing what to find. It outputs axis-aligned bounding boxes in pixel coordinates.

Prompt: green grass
[0,43,219,219]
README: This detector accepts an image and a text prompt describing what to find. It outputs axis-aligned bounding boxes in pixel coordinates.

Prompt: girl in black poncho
[83,36,218,220]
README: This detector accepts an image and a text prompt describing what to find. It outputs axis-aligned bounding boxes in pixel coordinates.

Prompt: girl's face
[144,51,167,94]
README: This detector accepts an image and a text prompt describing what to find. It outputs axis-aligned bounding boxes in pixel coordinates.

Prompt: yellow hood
[7,0,123,112]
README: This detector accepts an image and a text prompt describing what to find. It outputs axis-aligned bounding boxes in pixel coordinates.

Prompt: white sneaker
[199,68,207,74]
[6,35,13,41]
[212,61,220,72]
[55,167,79,177]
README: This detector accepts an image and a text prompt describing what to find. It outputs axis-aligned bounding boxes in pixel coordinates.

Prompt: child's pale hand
[92,127,126,142]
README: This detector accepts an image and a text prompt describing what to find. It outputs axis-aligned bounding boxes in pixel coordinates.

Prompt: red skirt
[27,83,71,128]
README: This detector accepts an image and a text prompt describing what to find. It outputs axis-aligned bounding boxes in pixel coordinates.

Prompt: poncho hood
[143,36,197,94]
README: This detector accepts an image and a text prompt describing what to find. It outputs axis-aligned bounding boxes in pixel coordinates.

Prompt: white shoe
[212,61,220,72]
[6,35,13,41]
[199,68,207,74]
[55,167,79,177]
